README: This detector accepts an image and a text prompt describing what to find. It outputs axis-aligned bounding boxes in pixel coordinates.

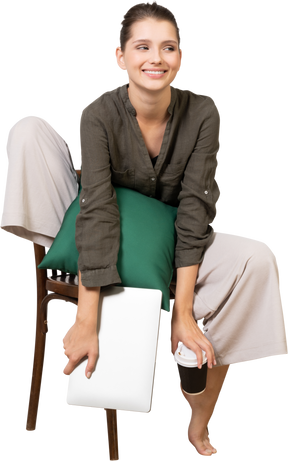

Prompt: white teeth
[143,71,165,74]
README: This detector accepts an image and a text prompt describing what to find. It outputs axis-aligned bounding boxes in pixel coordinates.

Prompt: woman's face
[116,18,182,93]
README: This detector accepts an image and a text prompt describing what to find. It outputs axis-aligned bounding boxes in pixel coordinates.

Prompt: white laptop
[67,285,162,413]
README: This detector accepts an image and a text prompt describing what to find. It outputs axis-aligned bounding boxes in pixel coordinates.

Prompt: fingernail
[199,364,202,369]
[87,372,91,379]
[205,449,212,454]
[214,359,217,365]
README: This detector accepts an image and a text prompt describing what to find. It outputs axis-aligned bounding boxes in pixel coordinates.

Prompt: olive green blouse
[75,83,220,287]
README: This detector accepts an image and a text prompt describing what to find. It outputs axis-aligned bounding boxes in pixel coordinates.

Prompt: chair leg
[26,244,47,431]
[105,409,119,460]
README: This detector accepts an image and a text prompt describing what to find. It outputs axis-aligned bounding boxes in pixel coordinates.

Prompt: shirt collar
[120,83,177,116]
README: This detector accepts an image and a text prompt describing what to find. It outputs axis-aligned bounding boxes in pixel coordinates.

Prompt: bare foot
[181,385,217,456]
[188,421,217,456]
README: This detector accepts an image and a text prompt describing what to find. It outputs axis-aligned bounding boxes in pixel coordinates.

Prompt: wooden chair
[23,168,122,461]
[23,168,173,461]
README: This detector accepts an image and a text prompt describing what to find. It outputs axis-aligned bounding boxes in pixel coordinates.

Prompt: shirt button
[82,199,85,202]
[151,177,155,181]
[204,190,209,195]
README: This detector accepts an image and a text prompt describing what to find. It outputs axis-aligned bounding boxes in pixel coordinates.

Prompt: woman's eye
[137,45,174,51]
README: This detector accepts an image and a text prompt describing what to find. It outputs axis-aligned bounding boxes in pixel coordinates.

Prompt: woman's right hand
[63,317,99,379]
[171,307,216,369]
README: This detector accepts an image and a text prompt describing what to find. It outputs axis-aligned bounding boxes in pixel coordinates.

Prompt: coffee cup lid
[174,342,207,367]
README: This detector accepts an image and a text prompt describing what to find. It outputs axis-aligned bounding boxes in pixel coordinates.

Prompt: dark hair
[120,2,180,52]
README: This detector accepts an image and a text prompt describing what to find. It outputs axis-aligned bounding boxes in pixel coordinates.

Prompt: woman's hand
[172,264,216,369]
[171,305,216,369]
[63,317,99,378]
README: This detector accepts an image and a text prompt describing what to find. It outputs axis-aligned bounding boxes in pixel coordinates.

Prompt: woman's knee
[6,116,60,164]
[8,113,56,138]
[246,240,277,275]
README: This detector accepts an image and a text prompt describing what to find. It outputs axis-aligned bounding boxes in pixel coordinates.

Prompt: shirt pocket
[111,167,135,189]
[158,163,185,203]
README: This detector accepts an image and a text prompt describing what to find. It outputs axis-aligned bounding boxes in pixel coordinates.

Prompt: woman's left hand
[63,317,99,378]
[171,305,216,369]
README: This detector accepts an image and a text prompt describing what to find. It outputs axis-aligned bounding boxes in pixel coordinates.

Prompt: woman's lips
[142,70,167,79]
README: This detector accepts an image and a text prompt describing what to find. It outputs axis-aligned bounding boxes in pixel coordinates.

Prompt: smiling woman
[113,3,185,124]
[113,2,185,94]
[1,1,287,459]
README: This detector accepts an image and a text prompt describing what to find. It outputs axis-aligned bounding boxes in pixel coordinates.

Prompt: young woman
[1,2,287,457]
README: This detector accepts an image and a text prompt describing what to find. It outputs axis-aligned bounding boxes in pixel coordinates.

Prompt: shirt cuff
[80,265,122,287]
[174,247,205,268]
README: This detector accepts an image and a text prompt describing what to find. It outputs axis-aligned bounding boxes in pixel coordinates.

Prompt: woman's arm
[171,264,216,369]
[174,99,220,269]
[60,271,100,378]
[173,264,198,312]
[75,106,122,288]
[76,269,100,324]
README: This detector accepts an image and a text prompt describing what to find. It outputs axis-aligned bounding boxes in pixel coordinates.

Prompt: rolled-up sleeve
[174,100,220,268]
[75,109,122,287]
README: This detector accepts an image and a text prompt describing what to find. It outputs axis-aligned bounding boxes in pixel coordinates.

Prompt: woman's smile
[142,68,168,78]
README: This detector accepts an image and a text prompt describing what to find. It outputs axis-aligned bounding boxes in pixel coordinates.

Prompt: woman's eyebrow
[132,39,178,45]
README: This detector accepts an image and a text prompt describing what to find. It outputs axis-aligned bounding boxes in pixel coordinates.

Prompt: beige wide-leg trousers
[1,116,80,247]
[191,232,287,366]
[1,116,287,367]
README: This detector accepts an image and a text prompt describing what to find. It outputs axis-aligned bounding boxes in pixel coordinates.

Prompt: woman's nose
[150,50,162,63]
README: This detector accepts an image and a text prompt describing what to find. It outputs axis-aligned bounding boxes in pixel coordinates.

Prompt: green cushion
[38,182,177,312]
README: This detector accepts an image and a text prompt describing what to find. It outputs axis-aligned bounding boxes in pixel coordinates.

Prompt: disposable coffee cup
[174,342,208,395]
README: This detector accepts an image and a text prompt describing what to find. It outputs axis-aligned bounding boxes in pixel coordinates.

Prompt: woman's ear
[180,46,185,62]
[112,43,126,74]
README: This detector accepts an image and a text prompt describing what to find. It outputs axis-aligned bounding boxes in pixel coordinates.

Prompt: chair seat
[46,273,78,298]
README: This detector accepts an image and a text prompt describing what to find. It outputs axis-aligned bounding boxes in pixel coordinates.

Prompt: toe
[204,439,217,454]
[206,428,220,458]
[186,438,214,459]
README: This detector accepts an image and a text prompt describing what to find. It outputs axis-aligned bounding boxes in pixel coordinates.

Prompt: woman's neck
[127,81,171,126]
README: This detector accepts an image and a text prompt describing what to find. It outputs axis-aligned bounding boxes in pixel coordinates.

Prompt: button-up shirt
[75,83,220,287]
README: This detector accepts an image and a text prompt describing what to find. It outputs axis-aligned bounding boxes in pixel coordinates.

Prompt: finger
[206,342,216,366]
[60,361,70,378]
[60,356,78,378]
[171,337,179,355]
[182,340,204,369]
[85,352,99,379]
[202,342,215,369]
[209,348,216,368]
[192,332,215,367]
[195,340,211,368]
[172,344,178,355]
[196,347,204,369]
[63,361,77,376]
[205,341,215,367]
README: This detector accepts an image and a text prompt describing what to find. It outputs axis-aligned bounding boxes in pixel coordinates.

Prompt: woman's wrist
[76,298,99,325]
[173,300,193,316]
[173,264,199,314]
[76,270,100,325]
[172,297,193,319]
